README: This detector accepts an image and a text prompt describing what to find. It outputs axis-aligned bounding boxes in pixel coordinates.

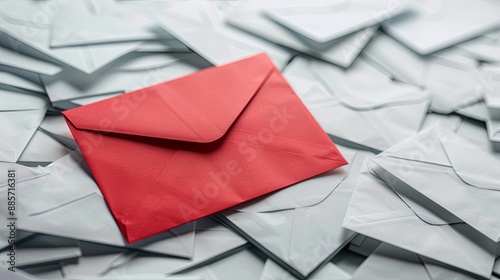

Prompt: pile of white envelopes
[1,0,500,279]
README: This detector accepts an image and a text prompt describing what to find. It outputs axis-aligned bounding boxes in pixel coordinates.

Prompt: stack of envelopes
[2,0,500,279]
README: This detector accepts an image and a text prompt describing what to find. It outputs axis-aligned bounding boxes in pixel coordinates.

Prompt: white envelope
[0,0,139,74]
[149,1,292,69]
[50,0,174,47]
[372,127,500,244]
[363,33,482,114]
[41,52,210,108]
[343,161,497,278]
[20,152,197,258]
[0,89,48,162]
[351,243,500,280]
[259,259,351,280]
[283,55,430,152]
[226,0,377,68]
[218,147,371,278]
[178,249,264,280]
[96,221,247,278]
[264,0,410,43]
[382,0,500,54]
[0,46,62,76]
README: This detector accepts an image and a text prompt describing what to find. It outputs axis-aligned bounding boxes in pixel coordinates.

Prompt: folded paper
[63,53,347,243]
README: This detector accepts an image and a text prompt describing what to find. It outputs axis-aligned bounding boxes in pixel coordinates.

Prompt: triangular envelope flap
[311,58,429,110]
[63,53,275,143]
[441,135,500,191]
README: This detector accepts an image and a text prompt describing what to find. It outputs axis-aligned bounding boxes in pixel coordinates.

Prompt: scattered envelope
[363,33,482,113]
[149,1,292,69]
[21,152,197,258]
[50,0,173,47]
[0,0,139,74]
[373,127,500,243]
[226,0,377,68]
[259,259,351,280]
[42,52,211,109]
[264,0,411,43]
[351,243,499,280]
[97,221,247,277]
[0,89,48,162]
[283,55,430,152]
[218,147,369,278]
[62,53,347,243]
[0,47,62,76]
[382,0,500,54]
[343,161,497,278]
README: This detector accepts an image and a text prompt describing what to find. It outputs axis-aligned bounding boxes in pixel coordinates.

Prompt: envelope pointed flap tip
[63,53,275,143]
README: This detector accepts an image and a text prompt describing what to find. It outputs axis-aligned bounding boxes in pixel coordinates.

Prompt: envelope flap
[441,136,500,191]
[63,54,275,143]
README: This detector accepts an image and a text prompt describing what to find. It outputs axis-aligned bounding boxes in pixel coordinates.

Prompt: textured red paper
[63,53,347,243]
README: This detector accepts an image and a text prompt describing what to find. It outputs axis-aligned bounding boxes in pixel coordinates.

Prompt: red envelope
[63,53,347,243]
